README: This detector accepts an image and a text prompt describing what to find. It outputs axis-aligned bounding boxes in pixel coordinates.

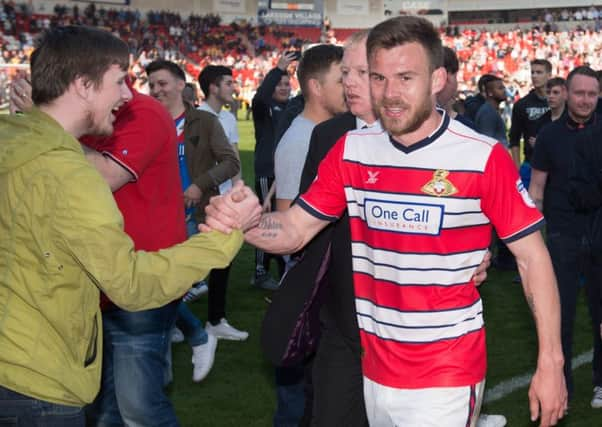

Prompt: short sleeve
[297,136,348,221]
[530,127,551,172]
[480,143,544,243]
[274,133,304,200]
[227,112,239,144]
[96,104,173,180]
[569,126,602,211]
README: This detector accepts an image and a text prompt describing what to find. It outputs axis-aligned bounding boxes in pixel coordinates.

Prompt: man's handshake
[200,180,263,234]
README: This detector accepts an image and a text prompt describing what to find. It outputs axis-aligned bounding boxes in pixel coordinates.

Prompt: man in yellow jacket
[0,26,259,426]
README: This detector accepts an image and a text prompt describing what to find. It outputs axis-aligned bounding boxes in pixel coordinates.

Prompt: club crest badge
[421,169,458,197]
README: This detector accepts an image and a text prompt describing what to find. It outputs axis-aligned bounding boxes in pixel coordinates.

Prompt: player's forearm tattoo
[258,215,282,239]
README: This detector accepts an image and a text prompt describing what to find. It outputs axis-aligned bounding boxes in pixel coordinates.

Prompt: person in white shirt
[199,65,241,184]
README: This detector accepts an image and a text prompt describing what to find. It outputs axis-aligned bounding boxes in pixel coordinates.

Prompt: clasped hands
[199,180,262,234]
[202,182,493,287]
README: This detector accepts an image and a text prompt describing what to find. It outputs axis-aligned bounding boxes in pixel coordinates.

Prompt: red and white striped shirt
[298,112,543,389]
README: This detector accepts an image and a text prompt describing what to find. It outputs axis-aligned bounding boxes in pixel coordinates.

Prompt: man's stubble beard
[376,96,433,139]
[85,109,113,137]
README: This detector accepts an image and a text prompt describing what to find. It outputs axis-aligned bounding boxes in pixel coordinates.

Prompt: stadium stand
[0,2,601,108]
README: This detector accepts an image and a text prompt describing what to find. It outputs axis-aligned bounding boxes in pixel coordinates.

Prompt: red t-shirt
[83,90,187,308]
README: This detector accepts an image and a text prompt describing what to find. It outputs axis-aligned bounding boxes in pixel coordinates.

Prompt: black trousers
[310,320,368,426]
[547,231,602,399]
[207,265,231,325]
[255,176,284,278]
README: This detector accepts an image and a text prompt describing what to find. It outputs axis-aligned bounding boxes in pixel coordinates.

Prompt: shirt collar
[356,116,379,130]
[198,102,220,116]
[388,108,449,154]
[566,111,596,130]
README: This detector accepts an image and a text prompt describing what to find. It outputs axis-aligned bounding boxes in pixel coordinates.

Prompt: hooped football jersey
[298,112,543,389]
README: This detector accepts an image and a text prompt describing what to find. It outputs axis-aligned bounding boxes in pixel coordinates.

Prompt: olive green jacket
[0,109,242,406]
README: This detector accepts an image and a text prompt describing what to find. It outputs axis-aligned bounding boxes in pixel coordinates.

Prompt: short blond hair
[344,29,369,50]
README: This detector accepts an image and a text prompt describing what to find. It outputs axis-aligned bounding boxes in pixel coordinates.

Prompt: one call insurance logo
[364,199,444,235]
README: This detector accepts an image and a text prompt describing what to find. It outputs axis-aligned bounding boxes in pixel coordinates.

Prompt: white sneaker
[476,414,507,427]
[170,327,185,344]
[191,334,217,382]
[592,386,602,408]
[205,318,249,341]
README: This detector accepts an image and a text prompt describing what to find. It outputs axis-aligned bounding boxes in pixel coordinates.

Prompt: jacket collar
[183,102,199,125]
[566,111,596,130]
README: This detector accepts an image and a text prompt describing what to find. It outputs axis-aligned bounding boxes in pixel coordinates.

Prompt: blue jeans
[177,218,209,346]
[186,217,199,238]
[176,302,208,347]
[0,385,84,427]
[86,301,180,427]
[273,366,305,427]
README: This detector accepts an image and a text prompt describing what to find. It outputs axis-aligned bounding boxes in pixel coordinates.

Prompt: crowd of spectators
[450,5,602,29]
[0,1,314,106]
[443,27,602,97]
[1,1,602,110]
[549,6,602,22]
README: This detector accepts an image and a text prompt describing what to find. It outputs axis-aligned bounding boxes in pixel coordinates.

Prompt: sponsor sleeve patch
[516,178,536,208]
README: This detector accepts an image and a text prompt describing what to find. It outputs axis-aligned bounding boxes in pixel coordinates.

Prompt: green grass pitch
[170,116,600,427]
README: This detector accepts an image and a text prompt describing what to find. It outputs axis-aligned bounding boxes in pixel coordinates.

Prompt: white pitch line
[484,349,593,404]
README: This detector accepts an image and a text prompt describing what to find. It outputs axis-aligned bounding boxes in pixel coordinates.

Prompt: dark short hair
[442,46,459,75]
[595,69,602,86]
[198,65,232,98]
[145,60,186,81]
[366,16,443,71]
[31,25,129,105]
[531,59,552,74]
[484,75,503,93]
[546,77,566,90]
[296,44,344,98]
[567,66,599,89]
[477,74,498,93]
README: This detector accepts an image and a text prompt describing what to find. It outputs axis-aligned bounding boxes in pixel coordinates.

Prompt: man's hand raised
[276,51,298,71]
[9,77,33,114]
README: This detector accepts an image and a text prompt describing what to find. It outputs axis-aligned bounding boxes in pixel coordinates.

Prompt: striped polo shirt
[298,112,543,389]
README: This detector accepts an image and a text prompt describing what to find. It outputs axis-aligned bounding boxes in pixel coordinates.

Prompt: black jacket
[298,112,361,352]
[509,90,550,162]
[569,117,602,252]
[252,67,289,177]
[463,93,485,122]
[261,112,359,365]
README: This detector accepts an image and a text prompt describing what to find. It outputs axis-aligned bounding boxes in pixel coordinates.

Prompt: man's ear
[308,78,321,99]
[72,76,94,100]
[177,79,186,93]
[431,67,447,95]
[209,82,219,97]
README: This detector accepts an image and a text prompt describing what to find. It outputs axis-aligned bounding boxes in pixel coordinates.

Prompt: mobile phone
[287,50,301,61]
